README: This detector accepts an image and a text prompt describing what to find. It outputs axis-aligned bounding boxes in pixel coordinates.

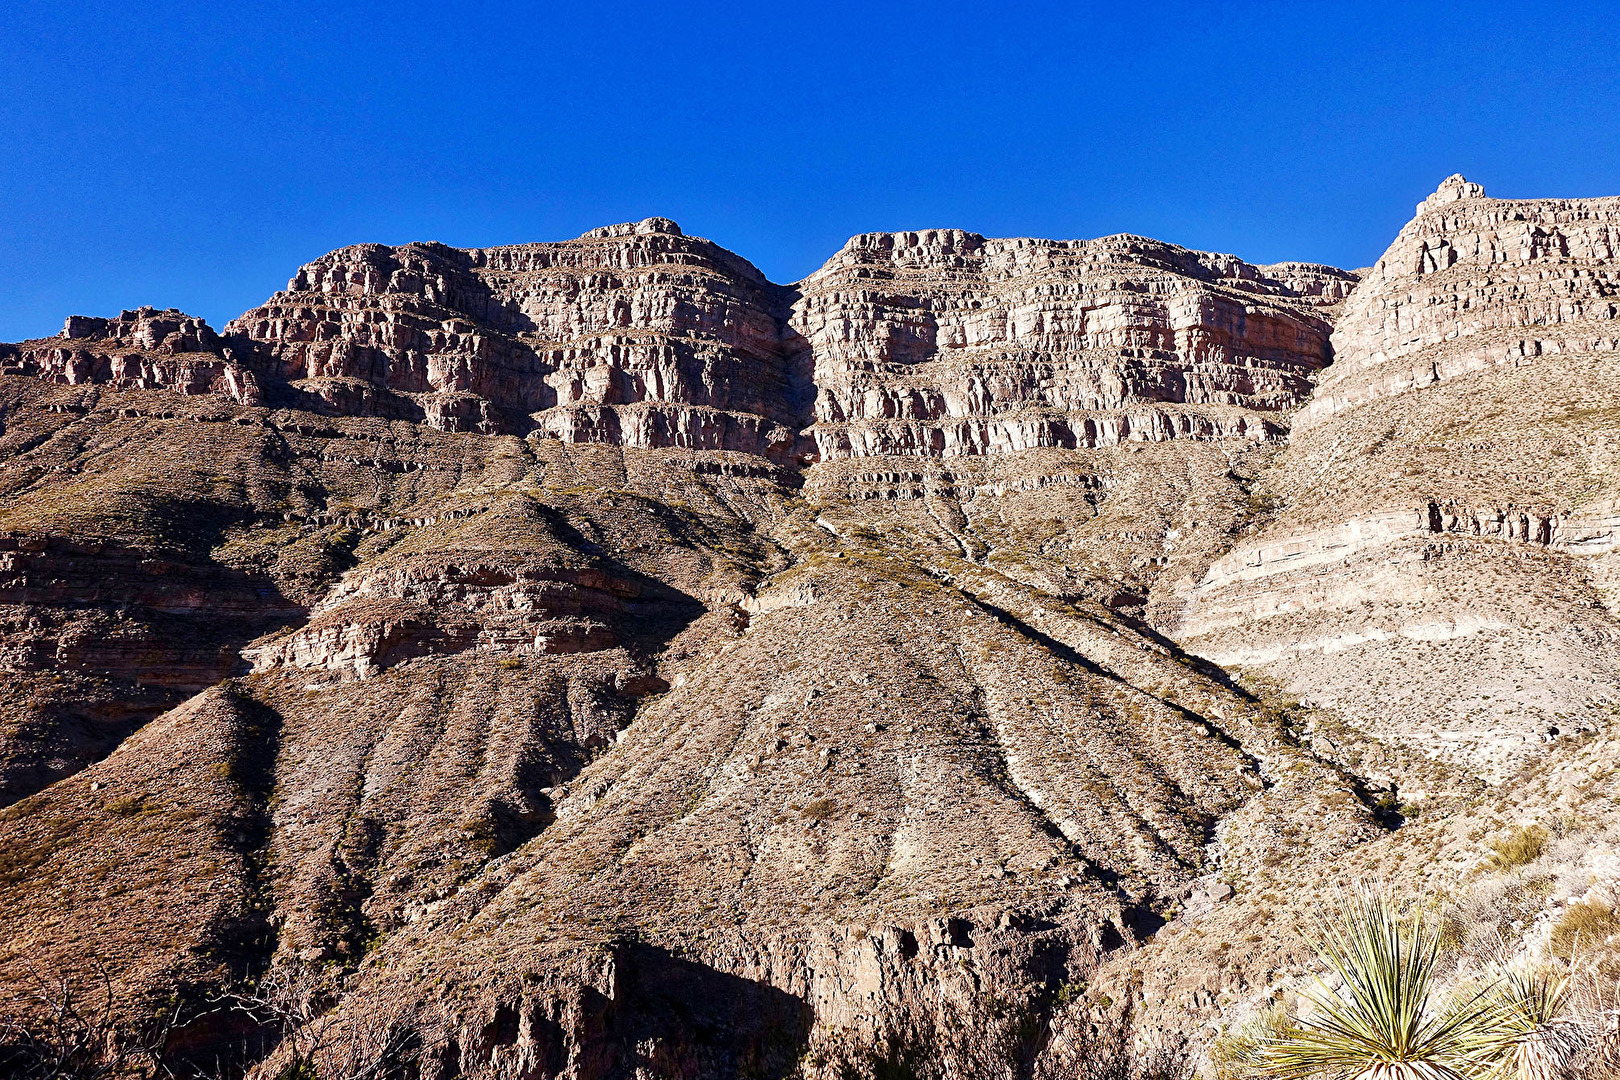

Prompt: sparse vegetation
[1230,887,1582,1080]
[1491,825,1551,870]
[800,798,838,820]
[4,185,1620,1080]
[1550,900,1620,963]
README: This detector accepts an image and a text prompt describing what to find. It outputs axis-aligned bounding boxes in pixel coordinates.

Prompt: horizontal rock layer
[1,307,263,405]
[3,220,1350,460]
[6,179,1620,1080]
[1300,174,1620,427]
[1169,177,1620,783]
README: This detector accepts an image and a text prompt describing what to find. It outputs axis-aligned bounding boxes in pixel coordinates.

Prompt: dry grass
[1551,901,1620,962]
[799,798,838,821]
[1491,825,1550,870]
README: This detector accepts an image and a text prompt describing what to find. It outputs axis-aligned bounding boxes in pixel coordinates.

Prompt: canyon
[1,176,1617,1080]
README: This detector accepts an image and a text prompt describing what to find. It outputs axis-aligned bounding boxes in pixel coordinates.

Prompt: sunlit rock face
[1176,177,1620,782]
[1300,174,1620,428]
[4,181,1620,1080]
[223,218,1348,459]
[227,218,809,452]
[790,227,1347,461]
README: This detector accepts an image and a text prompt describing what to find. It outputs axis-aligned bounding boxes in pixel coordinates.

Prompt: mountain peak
[581,216,684,240]
[1418,173,1487,212]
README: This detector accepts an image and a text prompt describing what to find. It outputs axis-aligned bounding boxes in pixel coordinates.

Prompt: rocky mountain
[1,177,1616,1080]
[1176,175,1620,780]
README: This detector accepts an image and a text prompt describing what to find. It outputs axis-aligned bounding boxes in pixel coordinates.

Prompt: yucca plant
[1481,960,1583,1080]
[1241,887,1508,1080]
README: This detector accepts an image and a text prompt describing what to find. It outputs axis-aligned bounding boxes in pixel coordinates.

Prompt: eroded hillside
[1,178,1616,1080]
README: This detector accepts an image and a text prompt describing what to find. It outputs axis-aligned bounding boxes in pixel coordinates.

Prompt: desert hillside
[1,176,1617,1080]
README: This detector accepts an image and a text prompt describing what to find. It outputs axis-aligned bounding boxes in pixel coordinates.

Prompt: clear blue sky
[3,1,1618,342]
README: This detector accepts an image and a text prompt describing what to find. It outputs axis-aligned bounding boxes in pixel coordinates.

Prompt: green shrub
[1237,887,1508,1080]
[1484,962,1583,1080]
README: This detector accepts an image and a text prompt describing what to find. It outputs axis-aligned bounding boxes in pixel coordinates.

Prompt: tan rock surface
[0,184,1617,1078]
[1175,177,1620,782]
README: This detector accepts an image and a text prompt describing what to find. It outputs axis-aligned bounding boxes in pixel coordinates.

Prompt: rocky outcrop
[1197,499,1620,593]
[0,307,264,405]
[242,490,705,681]
[791,229,1348,462]
[0,535,302,684]
[6,224,1353,471]
[225,220,809,450]
[1164,177,1620,781]
[10,185,1620,1080]
[225,240,549,432]
[807,404,1280,459]
[1299,175,1620,428]
[247,563,631,680]
[214,221,1351,462]
[0,532,305,806]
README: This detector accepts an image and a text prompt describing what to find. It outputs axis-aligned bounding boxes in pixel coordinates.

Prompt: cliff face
[221,217,1347,462]
[1,182,1618,1080]
[793,229,1345,463]
[225,219,808,456]
[1300,174,1620,427]
[0,307,264,404]
[1174,177,1620,782]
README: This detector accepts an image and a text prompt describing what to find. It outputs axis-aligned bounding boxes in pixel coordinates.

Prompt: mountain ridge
[1,175,1617,1080]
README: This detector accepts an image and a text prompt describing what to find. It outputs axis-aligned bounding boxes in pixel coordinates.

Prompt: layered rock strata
[219,219,1351,463]
[1299,174,1620,427]
[790,229,1348,463]
[1176,177,1620,780]
[0,307,263,405]
[4,184,1620,1079]
[226,219,808,452]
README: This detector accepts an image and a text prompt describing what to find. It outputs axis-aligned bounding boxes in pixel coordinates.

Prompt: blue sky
[2,1,1617,342]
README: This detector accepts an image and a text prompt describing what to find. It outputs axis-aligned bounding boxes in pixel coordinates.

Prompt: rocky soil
[1,177,1617,1080]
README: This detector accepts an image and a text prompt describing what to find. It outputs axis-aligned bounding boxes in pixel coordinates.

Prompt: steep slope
[1,187,1615,1080]
[226,218,807,455]
[294,536,1383,1080]
[0,220,1371,1077]
[792,228,1348,461]
[1173,176,1620,782]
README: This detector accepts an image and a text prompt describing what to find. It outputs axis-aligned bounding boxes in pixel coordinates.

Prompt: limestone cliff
[1301,174,1620,427]
[0,183,1617,1080]
[1175,176,1620,781]
[226,219,807,456]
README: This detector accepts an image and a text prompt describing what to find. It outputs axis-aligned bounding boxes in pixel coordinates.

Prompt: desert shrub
[0,964,189,1080]
[463,816,498,857]
[1550,900,1620,962]
[1210,1003,1293,1080]
[1484,961,1586,1080]
[1448,874,1555,964]
[1491,825,1550,870]
[1235,887,1523,1080]
[800,798,837,821]
[1130,1032,1194,1080]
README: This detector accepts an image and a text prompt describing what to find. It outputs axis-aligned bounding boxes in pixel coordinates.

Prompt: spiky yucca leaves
[1484,961,1583,1080]
[1243,888,1508,1080]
